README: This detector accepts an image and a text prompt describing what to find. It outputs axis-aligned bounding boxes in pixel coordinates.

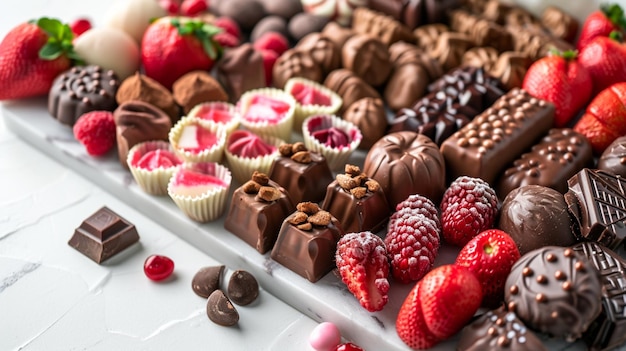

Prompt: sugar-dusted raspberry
[385,213,440,284]
[390,194,441,231]
[73,110,116,156]
[440,176,498,247]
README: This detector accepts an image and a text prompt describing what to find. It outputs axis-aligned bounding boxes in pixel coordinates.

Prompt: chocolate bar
[440,88,555,184]
[565,169,626,250]
[497,128,593,198]
[68,206,140,263]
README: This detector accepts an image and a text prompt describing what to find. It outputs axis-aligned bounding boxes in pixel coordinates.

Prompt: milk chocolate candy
[450,9,514,53]
[431,31,475,72]
[497,128,593,198]
[462,47,500,72]
[217,44,266,102]
[257,0,303,20]
[218,0,265,31]
[341,34,391,87]
[572,242,626,351]
[68,206,140,264]
[273,49,324,89]
[351,7,414,46]
[414,24,449,52]
[541,6,579,44]
[323,69,381,114]
[510,25,574,62]
[505,246,602,341]
[250,16,289,42]
[388,41,443,82]
[598,136,626,178]
[320,22,354,51]
[295,33,341,75]
[384,43,432,111]
[367,0,459,29]
[565,169,626,250]
[172,70,228,114]
[441,88,555,185]
[287,12,329,41]
[115,72,179,122]
[489,51,532,91]
[343,98,387,149]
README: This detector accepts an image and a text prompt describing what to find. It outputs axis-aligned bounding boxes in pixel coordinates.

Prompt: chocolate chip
[192,265,225,298]
[207,289,239,326]
[227,270,259,306]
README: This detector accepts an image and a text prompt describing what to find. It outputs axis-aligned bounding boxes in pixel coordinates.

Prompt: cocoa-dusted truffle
[116,72,179,122]
[341,34,391,87]
[295,33,341,76]
[172,71,228,114]
[343,98,387,149]
[323,69,381,114]
[363,131,446,209]
[217,43,265,102]
[273,49,324,89]
[287,12,329,42]
[49,65,120,126]
[598,136,626,178]
[114,100,172,169]
[498,185,577,255]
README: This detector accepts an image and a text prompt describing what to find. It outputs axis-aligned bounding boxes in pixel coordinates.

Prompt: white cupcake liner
[187,101,240,135]
[224,133,284,185]
[302,114,363,171]
[284,77,343,132]
[169,116,227,163]
[167,162,232,223]
[237,88,296,142]
[127,140,182,196]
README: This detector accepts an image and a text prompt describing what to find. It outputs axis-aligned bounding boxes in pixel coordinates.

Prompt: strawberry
[455,229,521,305]
[213,17,241,40]
[335,232,390,312]
[418,265,482,340]
[0,17,81,100]
[70,18,91,37]
[574,82,626,154]
[73,111,116,156]
[141,17,221,89]
[579,32,626,95]
[253,32,290,56]
[396,281,441,350]
[259,49,278,87]
[522,51,592,127]
[577,3,626,51]
[440,176,498,247]
[181,0,208,16]
[214,32,240,48]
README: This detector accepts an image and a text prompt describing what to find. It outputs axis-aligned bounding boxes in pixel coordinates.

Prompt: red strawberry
[574,82,626,154]
[253,32,290,56]
[160,0,181,15]
[577,3,626,51]
[440,176,498,247]
[141,17,221,89]
[336,232,390,312]
[73,111,116,156]
[579,32,626,95]
[214,32,240,48]
[396,281,441,350]
[522,51,592,127]
[70,18,91,37]
[418,265,482,340]
[181,0,208,16]
[455,229,521,305]
[213,17,241,40]
[0,18,81,100]
[333,343,365,351]
[259,49,278,86]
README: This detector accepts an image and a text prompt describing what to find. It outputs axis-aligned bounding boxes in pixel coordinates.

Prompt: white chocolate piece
[103,0,167,43]
[73,27,140,81]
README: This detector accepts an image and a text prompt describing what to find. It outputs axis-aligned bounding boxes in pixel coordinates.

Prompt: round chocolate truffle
[219,0,266,31]
[320,21,354,51]
[250,16,290,42]
[48,65,120,126]
[172,70,228,114]
[295,32,342,75]
[505,246,602,341]
[341,34,391,87]
[343,98,387,149]
[257,0,303,19]
[272,49,324,89]
[116,72,180,123]
[598,136,626,178]
[363,131,446,209]
[288,12,329,41]
[498,185,577,255]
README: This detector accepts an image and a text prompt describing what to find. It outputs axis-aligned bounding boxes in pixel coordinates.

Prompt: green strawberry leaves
[33,17,83,64]
[170,18,222,60]
[601,3,626,30]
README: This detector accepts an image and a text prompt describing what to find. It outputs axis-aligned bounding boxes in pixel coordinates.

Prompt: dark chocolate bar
[440,88,555,184]
[565,169,626,250]
[68,206,140,263]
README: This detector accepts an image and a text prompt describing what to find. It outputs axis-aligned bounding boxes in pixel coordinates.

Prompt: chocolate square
[269,152,334,205]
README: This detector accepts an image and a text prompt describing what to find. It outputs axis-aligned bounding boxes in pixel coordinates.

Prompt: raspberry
[385,213,440,284]
[214,32,240,48]
[389,194,441,231]
[253,32,290,56]
[213,16,241,40]
[440,176,498,247]
[336,232,390,312]
[73,111,116,156]
[70,18,92,37]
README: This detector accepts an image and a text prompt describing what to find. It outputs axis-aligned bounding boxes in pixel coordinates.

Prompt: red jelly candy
[144,255,175,281]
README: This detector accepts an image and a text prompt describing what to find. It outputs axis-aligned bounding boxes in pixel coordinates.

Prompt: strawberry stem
[34,17,83,65]
[549,48,578,60]
[601,3,626,29]
[609,30,624,42]
[170,18,222,60]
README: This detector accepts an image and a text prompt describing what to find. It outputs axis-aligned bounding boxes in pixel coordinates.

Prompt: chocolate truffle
[295,33,341,75]
[273,49,324,89]
[320,21,354,50]
[341,34,391,87]
[505,246,602,341]
[287,12,329,41]
[224,171,295,254]
[172,70,228,114]
[321,164,390,234]
[323,69,381,114]
[268,142,334,205]
[343,97,387,149]
[458,307,547,351]
[217,43,266,102]
[270,202,344,282]
[598,136,626,178]
[250,16,289,42]
[257,0,303,19]
[49,65,120,126]
[68,206,140,264]
[363,131,446,209]
[116,72,179,122]
[498,185,577,255]
[114,100,172,169]
[351,7,414,46]
[510,25,574,62]
[572,242,626,351]
[219,0,266,31]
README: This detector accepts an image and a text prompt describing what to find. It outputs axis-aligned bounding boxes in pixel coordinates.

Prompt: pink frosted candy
[243,95,291,124]
[227,130,276,158]
[289,82,332,106]
[309,322,341,351]
[134,149,181,170]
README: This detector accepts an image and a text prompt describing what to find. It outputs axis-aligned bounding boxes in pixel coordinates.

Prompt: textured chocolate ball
[219,0,266,31]
[343,98,387,150]
[250,16,290,42]
[288,12,329,41]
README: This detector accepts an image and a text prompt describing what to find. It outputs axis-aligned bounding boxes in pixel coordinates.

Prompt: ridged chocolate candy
[217,44,266,102]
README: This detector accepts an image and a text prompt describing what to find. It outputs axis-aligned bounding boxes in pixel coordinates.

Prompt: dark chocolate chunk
[497,128,593,198]
[206,289,239,326]
[227,270,259,306]
[68,206,140,264]
[192,265,225,298]
[341,34,391,87]
[498,185,577,255]
[427,66,505,107]
[572,242,626,351]
[505,246,602,341]
[217,44,266,103]
[565,169,626,250]
[440,88,555,185]
[598,136,626,178]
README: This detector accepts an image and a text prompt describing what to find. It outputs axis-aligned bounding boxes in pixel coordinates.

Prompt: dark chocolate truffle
[258,0,303,19]
[250,16,290,42]
[116,72,179,122]
[172,70,228,114]
[363,131,446,209]
[341,34,391,87]
[49,65,120,126]
[219,0,266,31]
[273,49,324,89]
[217,43,266,102]
[598,136,626,178]
[505,246,602,341]
[287,12,329,41]
[498,185,577,255]
[342,98,387,149]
